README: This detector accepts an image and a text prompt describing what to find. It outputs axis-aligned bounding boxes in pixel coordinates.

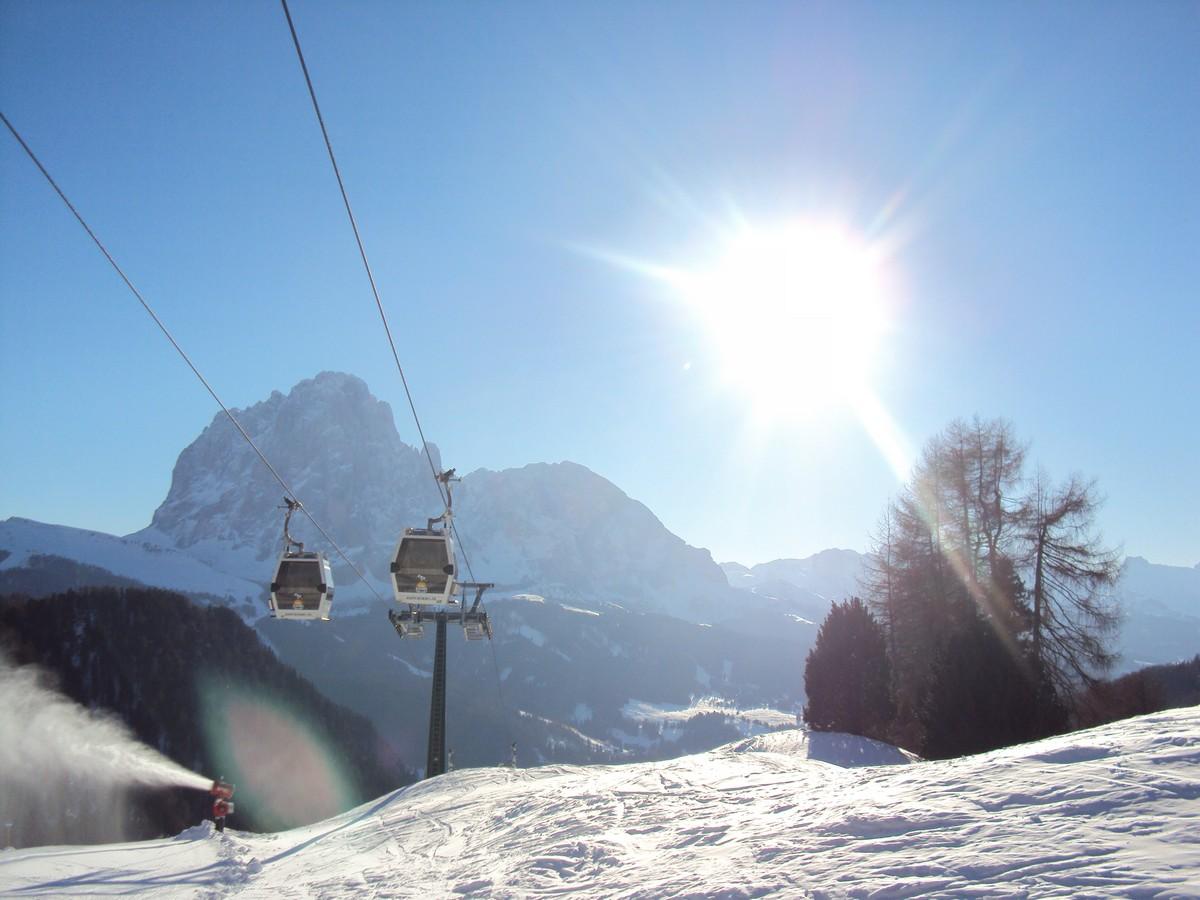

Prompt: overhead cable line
[279,0,512,737]
[278,0,480,586]
[0,110,385,605]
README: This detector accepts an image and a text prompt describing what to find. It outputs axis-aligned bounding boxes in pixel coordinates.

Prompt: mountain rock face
[720,549,867,625]
[0,372,804,769]
[4,371,1194,772]
[1111,556,1200,673]
[1119,556,1200,619]
[134,372,442,583]
[456,462,734,621]
[750,549,866,604]
[133,371,743,623]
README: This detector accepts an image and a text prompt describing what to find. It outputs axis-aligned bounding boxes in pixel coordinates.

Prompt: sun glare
[672,221,890,419]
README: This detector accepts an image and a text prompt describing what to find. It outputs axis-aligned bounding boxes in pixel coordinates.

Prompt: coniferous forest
[804,417,1137,758]
[0,588,415,846]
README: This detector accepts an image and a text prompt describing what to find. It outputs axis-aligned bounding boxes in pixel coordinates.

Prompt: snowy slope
[4,707,1197,897]
[0,517,260,603]
[456,462,737,622]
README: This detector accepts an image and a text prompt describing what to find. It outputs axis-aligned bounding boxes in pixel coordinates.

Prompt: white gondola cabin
[463,618,490,641]
[390,527,456,606]
[269,551,334,621]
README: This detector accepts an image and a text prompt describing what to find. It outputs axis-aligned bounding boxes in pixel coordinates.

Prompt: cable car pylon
[388,470,492,779]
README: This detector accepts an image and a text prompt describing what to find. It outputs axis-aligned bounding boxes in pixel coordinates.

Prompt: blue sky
[2,1,1197,567]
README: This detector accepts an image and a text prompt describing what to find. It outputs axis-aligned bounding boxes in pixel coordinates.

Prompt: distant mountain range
[2,371,1196,769]
[0,374,815,768]
[720,549,865,625]
[722,548,1199,676]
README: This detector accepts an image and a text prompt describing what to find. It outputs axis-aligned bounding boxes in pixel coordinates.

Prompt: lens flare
[198,675,358,832]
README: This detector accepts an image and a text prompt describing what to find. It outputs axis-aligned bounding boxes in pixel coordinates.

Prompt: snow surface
[4,707,1197,897]
[508,593,546,604]
[0,517,261,602]
[622,698,798,732]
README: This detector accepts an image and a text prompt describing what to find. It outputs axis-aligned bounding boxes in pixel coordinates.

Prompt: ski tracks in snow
[2,708,1198,897]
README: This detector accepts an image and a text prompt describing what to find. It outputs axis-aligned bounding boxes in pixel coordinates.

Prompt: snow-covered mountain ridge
[455,461,734,621]
[0,517,261,611]
[4,706,1197,897]
[0,372,812,766]
[1,371,1194,765]
[723,548,1200,672]
[4,371,1191,647]
[721,549,867,625]
[118,371,743,623]
[132,372,442,589]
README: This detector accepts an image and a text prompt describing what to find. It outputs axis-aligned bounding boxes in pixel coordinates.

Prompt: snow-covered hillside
[4,707,1196,897]
[456,461,735,622]
[0,373,815,767]
[0,518,260,604]
[260,588,810,769]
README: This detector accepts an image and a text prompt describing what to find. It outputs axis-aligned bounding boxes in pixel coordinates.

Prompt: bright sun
[671,221,890,419]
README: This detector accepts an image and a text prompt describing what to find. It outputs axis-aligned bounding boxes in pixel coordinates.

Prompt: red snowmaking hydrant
[210,780,235,833]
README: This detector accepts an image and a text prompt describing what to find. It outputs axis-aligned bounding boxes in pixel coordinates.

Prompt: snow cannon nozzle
[210,780,234,800]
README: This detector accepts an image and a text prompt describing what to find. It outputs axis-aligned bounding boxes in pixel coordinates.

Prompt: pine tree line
[0,587,416,845]
[805,418,1122,759]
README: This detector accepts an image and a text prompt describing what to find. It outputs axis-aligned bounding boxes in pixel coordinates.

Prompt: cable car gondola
[391,469,459,606]
[269,498,334,621]
[390,527,456,605]
[463,618,490,641]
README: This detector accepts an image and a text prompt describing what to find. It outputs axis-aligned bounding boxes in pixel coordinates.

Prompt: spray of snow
[0,651,210,847]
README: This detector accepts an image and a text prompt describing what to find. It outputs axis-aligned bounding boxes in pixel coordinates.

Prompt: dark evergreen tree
[803,598,894,743]
[862,417,1120,754]
[918,612,1066,759]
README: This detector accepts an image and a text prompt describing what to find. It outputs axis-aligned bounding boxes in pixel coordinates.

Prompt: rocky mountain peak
[129,373,739,619]
[136,372,441,576]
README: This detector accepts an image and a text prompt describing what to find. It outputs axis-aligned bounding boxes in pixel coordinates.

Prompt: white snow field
[3,707,1197,898]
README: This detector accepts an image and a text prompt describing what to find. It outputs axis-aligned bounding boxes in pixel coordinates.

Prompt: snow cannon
[210,780,235,832]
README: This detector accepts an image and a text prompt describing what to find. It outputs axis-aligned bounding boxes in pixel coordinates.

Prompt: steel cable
[279,0,489,586]
[279,0,513,741]
[1,109,385,605]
